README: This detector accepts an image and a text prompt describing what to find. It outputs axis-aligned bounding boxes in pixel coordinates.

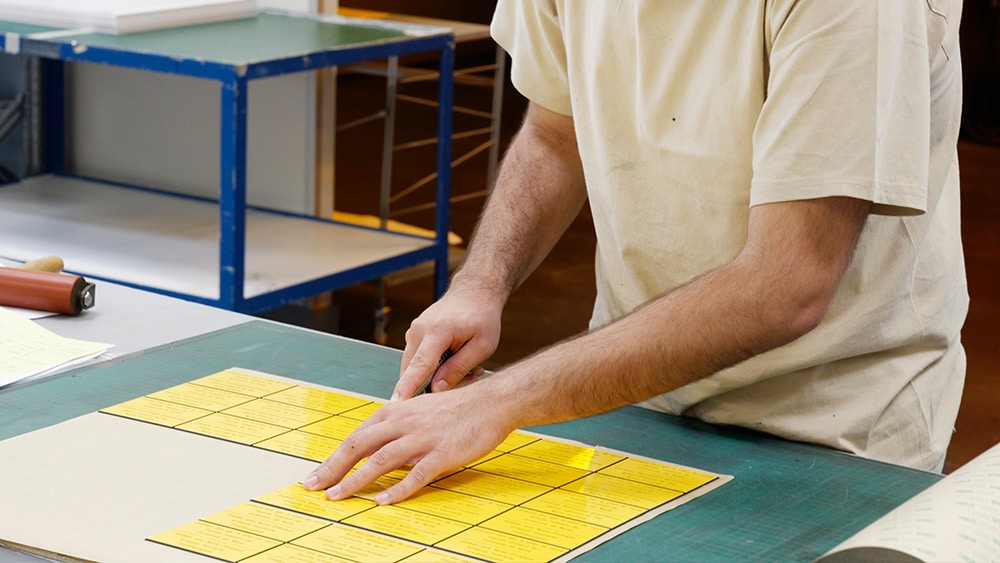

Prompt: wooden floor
[297,70,1000,474]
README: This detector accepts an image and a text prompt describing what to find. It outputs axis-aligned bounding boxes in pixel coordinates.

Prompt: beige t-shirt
[492,0,967,471]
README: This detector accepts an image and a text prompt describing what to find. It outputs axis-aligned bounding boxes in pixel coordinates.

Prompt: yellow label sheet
[243,543,354,563]
[190,369,297,397]
[339,401,382,420]
[395,486,512,525]
[255,483,375,522]
[222,399,331,428]
[201,501,328,542]
[100,396,212,427]
[471,453,590,488]
[343,504,471,545]
[600,456,718,490]
[255,430,341,462]
[435,527,568,563]
[561,472,685,509]
[299,415,364,440]
[515,438,626,471]
[265,385,372,414]
[521,488,645,528]
[105,369,732,563]
[148,520,281,562]
[431,469,552,505]
[148,383,255,412]
[400,548,478,563]
[176,413,289,445]
[479,506,607,549]
[493,431,540,452]
[290,523,423,563]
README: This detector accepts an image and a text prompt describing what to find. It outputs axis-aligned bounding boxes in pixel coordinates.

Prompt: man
[304,0,967,505]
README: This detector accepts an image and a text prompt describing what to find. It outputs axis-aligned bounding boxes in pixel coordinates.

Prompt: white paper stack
[0,0,258,35]
[0,306,111,389]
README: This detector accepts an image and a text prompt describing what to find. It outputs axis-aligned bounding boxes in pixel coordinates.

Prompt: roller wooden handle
[17,255,65,273]
[0,268,95,315]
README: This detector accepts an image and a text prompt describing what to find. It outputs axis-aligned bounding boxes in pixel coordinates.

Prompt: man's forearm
[475,259,783,431]
[473,197,872,432]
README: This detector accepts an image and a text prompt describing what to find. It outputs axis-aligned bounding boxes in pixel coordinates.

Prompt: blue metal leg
[218,72,249,311]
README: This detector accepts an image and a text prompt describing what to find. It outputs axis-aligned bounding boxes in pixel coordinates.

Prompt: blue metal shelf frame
[1,13,455,313]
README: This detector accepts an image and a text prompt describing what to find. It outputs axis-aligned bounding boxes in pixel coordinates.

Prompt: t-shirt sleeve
[751,0,946,216]
[491,0,573,117]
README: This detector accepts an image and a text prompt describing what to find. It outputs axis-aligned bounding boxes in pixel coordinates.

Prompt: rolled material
[0,268,95,315]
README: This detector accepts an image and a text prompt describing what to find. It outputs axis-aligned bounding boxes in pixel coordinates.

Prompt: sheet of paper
[0,0,258,34]
[0,262,56,318]
[818,442,1000,562]
[0,410,317,563]
[0,368,732,563]
[0,306,110,389]
[1,305,58,320]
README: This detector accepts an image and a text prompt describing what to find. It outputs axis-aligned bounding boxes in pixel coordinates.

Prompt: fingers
[302,418,386,494]
[396,341,488,399]
[342,449,442,505]
[303,386,510,506]
[370,462,439,505]
[394,293,502,400]
[394,335,451,400]
[309,447,444,505]
[301,409,445,505]
[323,441,436,504]
[429,348,483,393]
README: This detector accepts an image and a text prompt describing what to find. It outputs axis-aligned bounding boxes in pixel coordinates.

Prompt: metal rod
[393,126,492,152]
[396,93,494,120]
[391,189,489,218]
[389,140,490,205]
[433,40,455,298]
[26,57,43,176]
[487,46,507,190]
[379,56,399,229]
[0,94,23,143]
[334,110,386,133]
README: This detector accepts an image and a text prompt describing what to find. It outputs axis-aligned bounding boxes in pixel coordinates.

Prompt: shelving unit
[0,12,454,313]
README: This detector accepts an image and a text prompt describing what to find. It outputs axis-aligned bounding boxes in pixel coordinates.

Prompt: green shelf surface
[1,13,439,66]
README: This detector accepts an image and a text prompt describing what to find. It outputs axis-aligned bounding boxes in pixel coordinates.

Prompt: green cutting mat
[0,320,940,562]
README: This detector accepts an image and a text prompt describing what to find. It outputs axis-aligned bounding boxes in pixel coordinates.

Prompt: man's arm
[391,102,587,399]
[304,185,872,503]
[485,195,873,425]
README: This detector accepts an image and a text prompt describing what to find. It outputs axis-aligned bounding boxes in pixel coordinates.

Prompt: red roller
[0,268,95,316]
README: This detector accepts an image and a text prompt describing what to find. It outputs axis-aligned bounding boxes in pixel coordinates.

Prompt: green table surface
[0,320,941,562]
[0,13,439,66]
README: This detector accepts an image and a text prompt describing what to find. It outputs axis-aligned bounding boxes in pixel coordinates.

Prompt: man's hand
[302,386,512,505]
[392,287,503,399]
[390,103,586,402]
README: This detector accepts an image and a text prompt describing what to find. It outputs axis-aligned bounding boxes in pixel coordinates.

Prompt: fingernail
[325,484,342,500]
[431,380,448,393]
[390,391,401,402]
[374,491,389,505]
[303,474,319,490]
